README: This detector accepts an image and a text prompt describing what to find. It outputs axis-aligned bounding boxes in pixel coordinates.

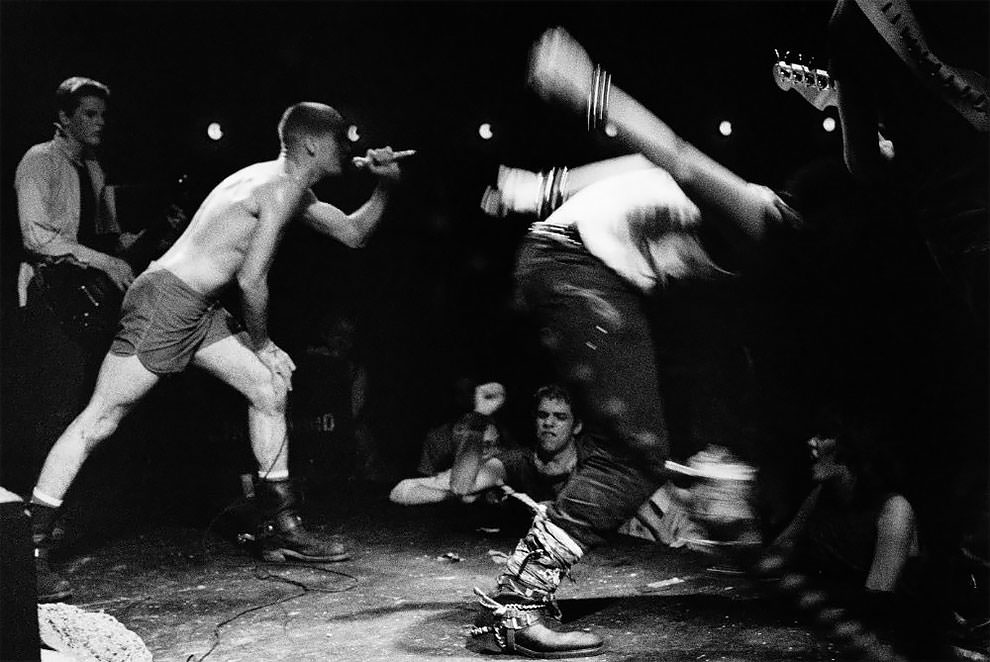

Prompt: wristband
[586,65,612,132]
[536,166,570,220]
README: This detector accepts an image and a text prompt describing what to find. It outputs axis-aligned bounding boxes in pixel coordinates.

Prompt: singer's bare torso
[155,160,307,297]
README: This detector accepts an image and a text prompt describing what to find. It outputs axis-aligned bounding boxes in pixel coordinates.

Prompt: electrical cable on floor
[183,562,359,662]
[180,492,358,662]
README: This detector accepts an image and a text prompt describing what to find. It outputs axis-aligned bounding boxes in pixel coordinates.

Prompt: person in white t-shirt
[468,28,798,659]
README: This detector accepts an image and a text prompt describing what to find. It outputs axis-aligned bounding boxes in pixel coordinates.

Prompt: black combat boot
[27,502,72,602]
[471,515,604,658]
[254,478,350,562]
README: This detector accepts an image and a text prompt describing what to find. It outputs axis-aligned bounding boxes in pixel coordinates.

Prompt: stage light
[822,117,836,133]
[347,124,360,142]
[478,123,493,140]
[207,122,223,141]
[718,120,732,137]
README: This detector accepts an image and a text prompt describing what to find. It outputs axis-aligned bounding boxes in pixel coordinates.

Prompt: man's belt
[528,221,583,247]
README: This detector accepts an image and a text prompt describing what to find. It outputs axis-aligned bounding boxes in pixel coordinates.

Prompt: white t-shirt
[546,167,716,292]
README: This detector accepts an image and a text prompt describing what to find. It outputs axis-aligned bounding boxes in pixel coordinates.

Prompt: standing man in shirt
[9,77,140,508]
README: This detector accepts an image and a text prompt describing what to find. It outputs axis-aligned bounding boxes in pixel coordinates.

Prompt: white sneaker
[665,445,761,552]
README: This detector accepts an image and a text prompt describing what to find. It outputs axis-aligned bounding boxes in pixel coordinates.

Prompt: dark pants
[1,280,102,495]
[514,235,670,551]
[0,501,40,662]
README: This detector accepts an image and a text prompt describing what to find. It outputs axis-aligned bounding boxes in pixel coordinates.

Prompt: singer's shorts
[110,266,245,374]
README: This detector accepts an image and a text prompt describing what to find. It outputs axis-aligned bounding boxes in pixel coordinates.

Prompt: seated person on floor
[448,384,593,511]
[772,418,921,597]
[389,379,510,505]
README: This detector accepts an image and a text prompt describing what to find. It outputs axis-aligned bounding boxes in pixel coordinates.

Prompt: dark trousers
[1,280,100,495]
[0,501,41,661]
[514,235,671,551]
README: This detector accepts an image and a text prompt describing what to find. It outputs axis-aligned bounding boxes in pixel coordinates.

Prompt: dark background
[0,1,985,537]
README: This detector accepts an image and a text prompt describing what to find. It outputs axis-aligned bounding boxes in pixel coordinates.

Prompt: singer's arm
[300,146,403,247]
[300,182,394,248]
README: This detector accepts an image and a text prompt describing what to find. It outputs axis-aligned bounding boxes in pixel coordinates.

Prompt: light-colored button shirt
[14,132,120,305]
[547,167,721,292]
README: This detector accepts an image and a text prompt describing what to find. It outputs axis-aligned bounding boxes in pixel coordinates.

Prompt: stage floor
[39,486,960,662]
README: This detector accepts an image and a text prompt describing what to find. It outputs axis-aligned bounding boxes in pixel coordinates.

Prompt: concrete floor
[43,487,984,662]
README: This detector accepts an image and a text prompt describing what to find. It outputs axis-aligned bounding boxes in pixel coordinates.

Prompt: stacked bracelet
[586,65,612,132]
[549,166,568,214]
[536,166,570,220]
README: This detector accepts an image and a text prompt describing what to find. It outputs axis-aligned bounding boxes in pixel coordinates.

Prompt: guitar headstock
[772,52,837,111]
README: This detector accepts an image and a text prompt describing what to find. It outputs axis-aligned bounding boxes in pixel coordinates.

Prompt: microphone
[351,149,417,169]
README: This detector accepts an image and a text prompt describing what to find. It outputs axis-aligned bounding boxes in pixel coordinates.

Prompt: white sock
[31,487,63,508]
[259,469,289,482]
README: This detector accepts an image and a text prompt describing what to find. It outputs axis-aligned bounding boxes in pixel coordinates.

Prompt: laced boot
[254,478,350,562]
[27,502,72,602]
[471,514,604,658]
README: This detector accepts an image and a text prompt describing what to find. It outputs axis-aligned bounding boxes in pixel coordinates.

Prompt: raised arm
[482,154,656,217]
[300,147,401,248]
[451,457,508,499]
[448,413,495,495]
[447,412,512,497]
[526,27,798,241]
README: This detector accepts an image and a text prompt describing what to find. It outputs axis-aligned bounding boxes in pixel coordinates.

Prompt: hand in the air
[499,166,542,214]
[258,341,297,391]
[527,27,595,112]
[748,183,802,230]
[877,132,895,161]
[356,147,404,180]
[479,185,507,217]
[480,166,542,217]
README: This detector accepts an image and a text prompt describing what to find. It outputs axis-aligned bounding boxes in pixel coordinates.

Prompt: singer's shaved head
[277,102,346,154]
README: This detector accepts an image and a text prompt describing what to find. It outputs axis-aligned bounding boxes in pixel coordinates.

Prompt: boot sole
[262,549,351,563]
[512,643,605,659]
[476,633,605,659]
[38,589,72,603]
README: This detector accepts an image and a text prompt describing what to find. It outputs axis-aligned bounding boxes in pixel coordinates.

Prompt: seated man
[389,380,510,505]
[449,384,593,511]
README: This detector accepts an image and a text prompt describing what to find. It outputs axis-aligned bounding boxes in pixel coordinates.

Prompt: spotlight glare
[207,122,223,141]
[479,122,493,140]
[822,117,837,133]
[347,124,360,142]
[718,120,732,137]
